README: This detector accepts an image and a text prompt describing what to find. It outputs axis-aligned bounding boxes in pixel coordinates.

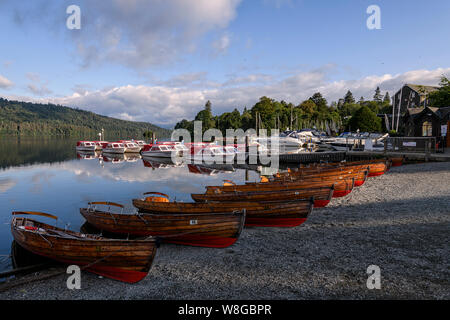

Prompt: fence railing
[384,137,438,153]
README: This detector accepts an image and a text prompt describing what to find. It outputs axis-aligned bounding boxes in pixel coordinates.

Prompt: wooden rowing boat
[80,202,245,248]
[205,176,355,198]
[132,192,314,228]
[272,166,369,187]
[284,159,390,177]
[11,212,157,283]
[390,157,403,167]
[192,185,334,208]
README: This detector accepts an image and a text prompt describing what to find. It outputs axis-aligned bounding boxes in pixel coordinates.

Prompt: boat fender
[145,196,169,203]
[260,176,269,183]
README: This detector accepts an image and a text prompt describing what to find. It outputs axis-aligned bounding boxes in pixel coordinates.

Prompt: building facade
[403,106,450,147]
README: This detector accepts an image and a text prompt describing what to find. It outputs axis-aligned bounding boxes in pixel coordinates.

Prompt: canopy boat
[192,185,334,208]
[93,141,109,151]
[141,144,183,158]
[134,140,147,149]
[103,142,126,154]
[76,141,96,152]
[120,141,141,153]
[80,202,245,248]
[11,212,157,283]
[132,192,314,228]
[190,145,235,164]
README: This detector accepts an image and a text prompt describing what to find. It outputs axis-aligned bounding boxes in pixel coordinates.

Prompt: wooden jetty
[278,151,346,163]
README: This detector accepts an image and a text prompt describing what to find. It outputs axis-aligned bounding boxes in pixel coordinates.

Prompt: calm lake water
[0,137,286,274]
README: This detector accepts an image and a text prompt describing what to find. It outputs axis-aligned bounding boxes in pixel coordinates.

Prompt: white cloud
[26,72,52,96]
[5,67,449,127]
[212,33,232,56]
[0,74,14,89]
[0,178,17,193]
[69,0,241,68]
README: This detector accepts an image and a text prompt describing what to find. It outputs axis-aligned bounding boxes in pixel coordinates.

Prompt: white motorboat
[141,144,183,158]
[254,130,317,148]
[123,142,141,153]
[93,141,108,151]
[102,142,126,154]
[191,145,235,164]
[322,132,388,151]
[76,141,96,152]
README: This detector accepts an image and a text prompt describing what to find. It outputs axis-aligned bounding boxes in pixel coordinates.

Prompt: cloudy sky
[0,0,449,128]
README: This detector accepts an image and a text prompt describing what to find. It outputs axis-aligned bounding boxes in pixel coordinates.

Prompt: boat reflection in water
[142,156,184,169]
[76,151,101,160]
[102,153,125,164]
[188,163,235,176]
[124,153,142,163]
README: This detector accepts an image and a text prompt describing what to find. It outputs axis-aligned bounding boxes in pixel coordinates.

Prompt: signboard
[403,142,417,147]
[441,125,448,137]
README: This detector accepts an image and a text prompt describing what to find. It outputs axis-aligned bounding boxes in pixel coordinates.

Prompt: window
[422,121,433,137]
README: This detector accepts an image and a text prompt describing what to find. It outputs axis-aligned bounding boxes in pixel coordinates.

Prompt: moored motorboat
[122,141,141,153]
[80,202,246,248]
[102,142,126,154]
[141,144,181,158]
[132,192,314,227]
[11,212,157,283]
[93,141,109,151]
[76,141,96,152]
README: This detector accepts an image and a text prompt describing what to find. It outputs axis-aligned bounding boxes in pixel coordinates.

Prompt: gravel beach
[1,161,449,300]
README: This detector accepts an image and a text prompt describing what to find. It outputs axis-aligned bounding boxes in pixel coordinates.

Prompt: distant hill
[0,98,171,139]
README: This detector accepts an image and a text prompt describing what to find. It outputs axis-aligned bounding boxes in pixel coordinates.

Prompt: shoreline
[1,161,449,300]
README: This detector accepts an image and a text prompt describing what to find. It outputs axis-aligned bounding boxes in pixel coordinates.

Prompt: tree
[383,92,391,104]
[373,87,383,102]
[348,106,382,132]
[309,92,328,112]
[344,90,355,104]
[428,75,450,108]
[358,96,365,104]
[298,100,317,116]
[195,101,215,133]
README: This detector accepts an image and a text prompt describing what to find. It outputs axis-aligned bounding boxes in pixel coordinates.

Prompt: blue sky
[0,0,449,127]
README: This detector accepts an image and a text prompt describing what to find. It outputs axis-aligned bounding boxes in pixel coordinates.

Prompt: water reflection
[0,137,78,169]
[0,138,273,273]
[0,137,309,274]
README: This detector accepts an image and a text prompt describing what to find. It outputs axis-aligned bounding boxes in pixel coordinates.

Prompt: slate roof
[405,84,439,95]
[406,106,450,119]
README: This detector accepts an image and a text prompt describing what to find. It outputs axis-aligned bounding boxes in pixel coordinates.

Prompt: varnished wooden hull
[205,177,355,199]
[275,168,369,187]
[80,209,245,248]
[11,217,157,283]
[281,160,389,178]
[132,198,314,228]
[192,186,334,208]
[390,157,403,167]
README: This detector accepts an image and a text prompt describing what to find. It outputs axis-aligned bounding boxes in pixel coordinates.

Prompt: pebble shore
[1,161,449,300]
